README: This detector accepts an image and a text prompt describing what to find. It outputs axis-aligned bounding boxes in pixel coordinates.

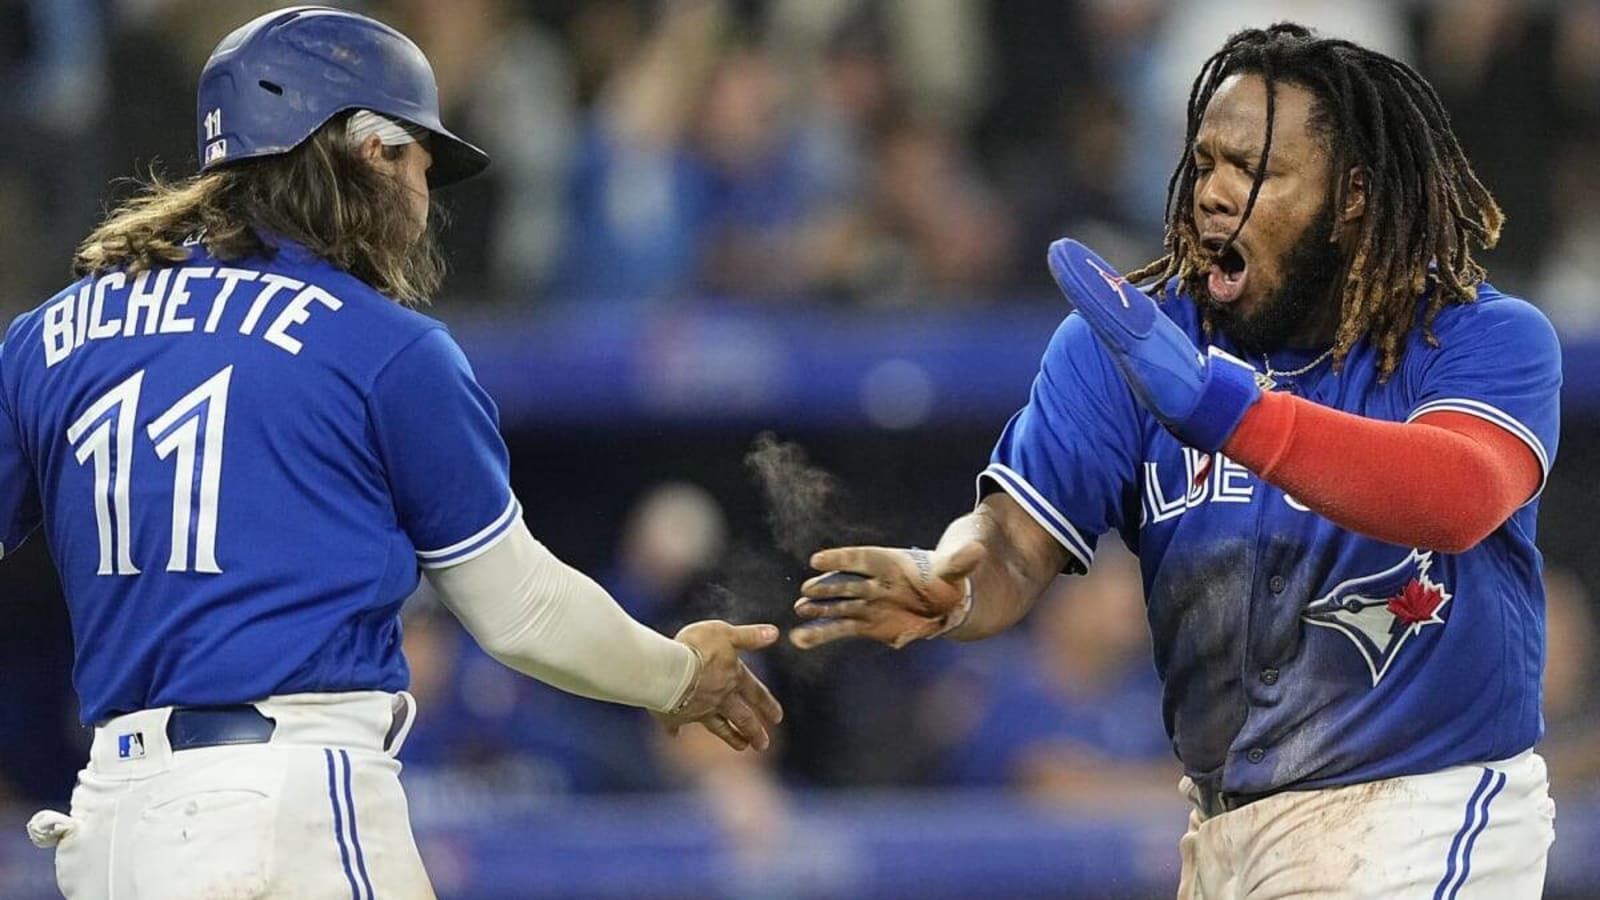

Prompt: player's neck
[1280,287,1342,350]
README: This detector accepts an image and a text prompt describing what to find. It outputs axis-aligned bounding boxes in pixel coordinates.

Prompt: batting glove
[1046,238,1260,453]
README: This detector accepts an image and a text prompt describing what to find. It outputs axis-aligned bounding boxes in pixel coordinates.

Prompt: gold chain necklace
[1255,347,1334,391]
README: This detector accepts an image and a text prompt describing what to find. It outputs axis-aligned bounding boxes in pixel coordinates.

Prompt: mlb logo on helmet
[117,732,146,760]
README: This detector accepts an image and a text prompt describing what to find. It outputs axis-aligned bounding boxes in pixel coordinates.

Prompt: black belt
[167,705,276,750]
[1193,782,1283,817]
[166,696,410,752]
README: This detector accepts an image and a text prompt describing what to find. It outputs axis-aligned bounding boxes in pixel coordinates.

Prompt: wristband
[666,642,706,716]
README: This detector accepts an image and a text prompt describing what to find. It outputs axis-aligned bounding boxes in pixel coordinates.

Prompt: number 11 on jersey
[66,366,234,576]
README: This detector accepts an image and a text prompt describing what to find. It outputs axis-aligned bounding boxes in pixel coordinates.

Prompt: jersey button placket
[1260,667,1279,685]
[1268,575,1286,594]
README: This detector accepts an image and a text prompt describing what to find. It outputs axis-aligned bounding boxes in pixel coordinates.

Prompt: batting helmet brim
[422,126,489,189]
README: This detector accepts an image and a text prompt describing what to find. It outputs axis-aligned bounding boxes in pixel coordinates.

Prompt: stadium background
[2,0,1599,897]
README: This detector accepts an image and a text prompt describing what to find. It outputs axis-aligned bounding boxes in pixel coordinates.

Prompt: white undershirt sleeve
[422,515,698,713]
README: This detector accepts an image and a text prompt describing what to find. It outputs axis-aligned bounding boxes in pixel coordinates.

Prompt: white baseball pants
[1177,750,1555,899]
[34,691,433,899]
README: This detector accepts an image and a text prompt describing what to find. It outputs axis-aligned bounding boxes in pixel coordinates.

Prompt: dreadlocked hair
[1126,22,1503,380]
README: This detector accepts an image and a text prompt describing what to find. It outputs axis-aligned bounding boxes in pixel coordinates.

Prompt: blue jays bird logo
[1302,550,1453,686]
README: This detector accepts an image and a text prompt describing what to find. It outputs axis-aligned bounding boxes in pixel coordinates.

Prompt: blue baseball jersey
[980,284,1561,796]
[0,239,516,724]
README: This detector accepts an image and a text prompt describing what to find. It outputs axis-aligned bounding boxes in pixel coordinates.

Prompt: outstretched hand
[656,621,784,752]
[790,542,985,649]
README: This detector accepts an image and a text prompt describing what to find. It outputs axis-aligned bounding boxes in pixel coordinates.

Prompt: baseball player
[0,7,781,899]
[792,24,1559,899]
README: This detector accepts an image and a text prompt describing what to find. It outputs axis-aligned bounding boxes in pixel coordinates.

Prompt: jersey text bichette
[41,266,344,368]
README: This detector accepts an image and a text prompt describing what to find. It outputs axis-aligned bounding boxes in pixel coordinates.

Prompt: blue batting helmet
[196,5,489,187]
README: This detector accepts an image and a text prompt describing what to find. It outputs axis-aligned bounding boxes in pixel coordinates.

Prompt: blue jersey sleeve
[0,335,42,560]
[368,327,517,569]
[1405,293,1561,498]
[980,313,1144,572]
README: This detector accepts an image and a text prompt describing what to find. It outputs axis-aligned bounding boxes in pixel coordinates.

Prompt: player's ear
[1340,167,1369,224]
[355,133,388,167]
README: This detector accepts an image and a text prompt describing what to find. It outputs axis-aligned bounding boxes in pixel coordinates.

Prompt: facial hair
[1205,196,1344,354]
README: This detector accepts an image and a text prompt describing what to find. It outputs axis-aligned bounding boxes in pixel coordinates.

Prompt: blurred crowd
[3,0,1600,328]
[4,0,1600,847]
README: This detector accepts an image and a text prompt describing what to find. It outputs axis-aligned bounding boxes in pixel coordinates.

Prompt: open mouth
[1204,239,1248,304]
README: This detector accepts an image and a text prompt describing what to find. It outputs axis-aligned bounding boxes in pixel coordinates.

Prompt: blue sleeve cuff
[415,497,522,569]
[976,463,1095,573]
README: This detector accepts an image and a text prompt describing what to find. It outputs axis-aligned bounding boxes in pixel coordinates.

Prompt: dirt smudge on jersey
[1149,538,1254,782]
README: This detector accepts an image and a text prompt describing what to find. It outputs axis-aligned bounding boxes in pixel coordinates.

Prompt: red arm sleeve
[1221,391,1541,552]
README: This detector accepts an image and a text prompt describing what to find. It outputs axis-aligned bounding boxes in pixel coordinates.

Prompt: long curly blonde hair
[76,114,444,306]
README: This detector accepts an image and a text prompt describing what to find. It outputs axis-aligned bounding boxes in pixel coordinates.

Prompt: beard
[1203,197,1344,355]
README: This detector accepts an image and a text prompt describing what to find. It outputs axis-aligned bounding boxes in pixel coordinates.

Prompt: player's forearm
[424,519,696,713]
[1223,392,1540,552]
[945,498,1063,641]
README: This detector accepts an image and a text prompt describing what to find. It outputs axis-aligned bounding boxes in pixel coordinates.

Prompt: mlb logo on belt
[117,732,146,760]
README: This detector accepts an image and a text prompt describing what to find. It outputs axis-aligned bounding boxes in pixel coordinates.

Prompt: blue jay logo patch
[1302,550,1452,686]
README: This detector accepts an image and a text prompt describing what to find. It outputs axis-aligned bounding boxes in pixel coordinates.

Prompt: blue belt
[167,705,276,750]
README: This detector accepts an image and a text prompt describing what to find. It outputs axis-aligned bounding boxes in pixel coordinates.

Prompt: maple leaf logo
[1387,578,1447,627]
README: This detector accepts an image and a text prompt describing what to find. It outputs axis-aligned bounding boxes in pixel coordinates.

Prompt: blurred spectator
[561,0,650,107]
[0,0,109,316]
[933,547,1178,808]
[1535,128,1600,333]
[767,0,990,133]
[1417,0,1560,291]
[976,1,1162,275]
[1536,2,1600,329]
[767,0,1012,302]
[691,41,830,299]
[552,0,728,303]
[858,114,1016,303]
[607,481,730,626]
[1540,566,1600,796]
[554,0,858,304]
[383,0,577,303]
